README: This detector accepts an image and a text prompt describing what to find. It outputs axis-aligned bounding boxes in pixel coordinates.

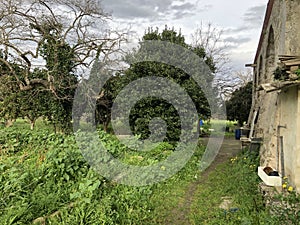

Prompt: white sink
[258,166,282,186]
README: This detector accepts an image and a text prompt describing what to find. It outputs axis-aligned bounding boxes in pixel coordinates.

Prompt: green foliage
[112,26,215,142]
[295,68,300,78]
[0,55,25,121]
[92,60,125,131]
[92,26,217,142]
[129,97,181,142]
[0,22,77,132]
[226,82,253,126]
[189,150,300,224]
[0,128,94,224]
[0,126,206,224]
[4,125,292,224]
[39,28,77,132]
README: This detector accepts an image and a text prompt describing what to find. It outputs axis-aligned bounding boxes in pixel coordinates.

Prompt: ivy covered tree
[0,0,127,131]
[39,28,78,132]
[0,50,25,126]
[0,30,77,132]
[0,0,126,92]
[226,81,253,126]
[0,76,20,126]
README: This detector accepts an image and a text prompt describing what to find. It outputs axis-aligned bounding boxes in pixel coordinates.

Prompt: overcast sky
[101,0,268,72]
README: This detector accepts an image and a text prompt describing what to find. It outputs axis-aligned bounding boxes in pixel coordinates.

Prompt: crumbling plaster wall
[253,0,285,168]
[281,0,300,192]
[251,0,300,190]
[285,0,300,54]
[279,87,300,191]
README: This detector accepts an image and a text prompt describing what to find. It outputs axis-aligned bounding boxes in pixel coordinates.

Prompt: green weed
[0,126,205,224]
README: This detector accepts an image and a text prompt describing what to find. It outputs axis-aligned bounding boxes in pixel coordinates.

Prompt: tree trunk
[26,116,36,130]
[30,120,35,130]
[103,121,109,132]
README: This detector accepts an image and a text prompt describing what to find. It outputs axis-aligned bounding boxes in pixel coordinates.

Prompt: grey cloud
[101,0,160,19]
[102,0,172,19]
[171,3,212,19]
[173,10,195,20]
[171,2,195,10]
[224,37,251,45]
[225,26,249,33]
[170,2,203,19]
[108,4,157,19]
[102,0,202,21]
[203,4,213,10]
[243,5,266,27]
[225,5,266,34]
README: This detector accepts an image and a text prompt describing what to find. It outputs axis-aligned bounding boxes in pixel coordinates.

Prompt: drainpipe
[280,136,285,177]
[277,125,287,177]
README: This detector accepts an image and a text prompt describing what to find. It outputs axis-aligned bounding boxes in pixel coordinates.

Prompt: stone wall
[249,0,300,191]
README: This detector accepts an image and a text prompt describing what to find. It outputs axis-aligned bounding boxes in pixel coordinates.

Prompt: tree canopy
[106,27,217,142]
[226,81,253,126]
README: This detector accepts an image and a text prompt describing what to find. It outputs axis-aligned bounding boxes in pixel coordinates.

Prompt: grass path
[166,137,241,225]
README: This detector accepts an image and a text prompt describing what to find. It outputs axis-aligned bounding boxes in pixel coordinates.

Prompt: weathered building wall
[252,0,285,168]
[285,0,300,54]
[296,88,300,192]
[278,86,300,192]
[249,0,300,191]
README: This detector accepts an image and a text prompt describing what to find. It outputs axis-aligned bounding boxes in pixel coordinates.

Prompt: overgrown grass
[3,121,294,224]
[189,150,274,224]
[0,125,205,224]
[2,118,55,132]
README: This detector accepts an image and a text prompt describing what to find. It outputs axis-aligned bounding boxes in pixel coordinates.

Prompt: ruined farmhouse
[247,0,300,191]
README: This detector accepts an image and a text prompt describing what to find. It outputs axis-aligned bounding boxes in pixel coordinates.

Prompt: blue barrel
[235,129,241,140]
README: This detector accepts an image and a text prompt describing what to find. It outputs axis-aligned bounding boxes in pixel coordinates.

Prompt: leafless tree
[217,69,253,100]
[191,22,254,100]
[191,22,231,75]
[0,0,128,94]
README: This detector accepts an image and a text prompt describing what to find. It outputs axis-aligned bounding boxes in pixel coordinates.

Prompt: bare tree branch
[191,22,254,100]
[191,22,231,75]
[0,0,128,95]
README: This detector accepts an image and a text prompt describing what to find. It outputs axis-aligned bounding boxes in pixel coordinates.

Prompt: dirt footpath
[167,137,241,225]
